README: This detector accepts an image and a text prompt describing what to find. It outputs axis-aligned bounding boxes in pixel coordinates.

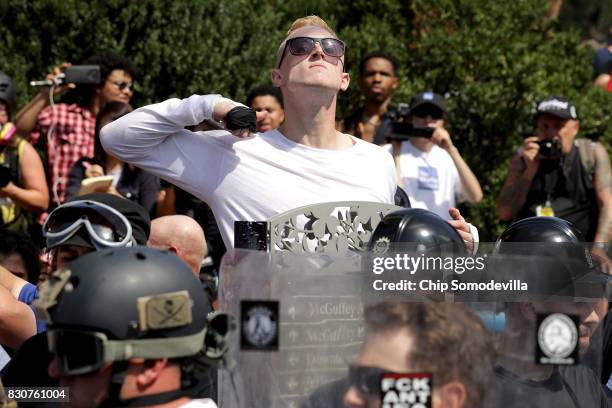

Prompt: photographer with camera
[14,53,136,206]
[0,72,49,233]
[386,92,483,220]
[497,96,611,263]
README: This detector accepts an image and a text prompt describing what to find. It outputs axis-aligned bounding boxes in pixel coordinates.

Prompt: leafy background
[1,0,610,240]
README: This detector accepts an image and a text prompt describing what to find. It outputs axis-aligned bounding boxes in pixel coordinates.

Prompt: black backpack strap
[373,113,393,145]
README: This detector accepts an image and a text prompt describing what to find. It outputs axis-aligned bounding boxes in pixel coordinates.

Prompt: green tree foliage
[387,0,612,239]
[0,0,609,240]
[558,0,612,41]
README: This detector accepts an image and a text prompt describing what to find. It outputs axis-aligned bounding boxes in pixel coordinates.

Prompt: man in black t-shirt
[496,297,610,408]
[496,96,611,264]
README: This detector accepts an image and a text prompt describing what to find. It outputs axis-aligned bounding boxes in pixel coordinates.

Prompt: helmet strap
[106,389,187,407]
[99,361,128,408]
[99,361,196,407]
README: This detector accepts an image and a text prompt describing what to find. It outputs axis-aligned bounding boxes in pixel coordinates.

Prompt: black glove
[225,106,257,133]
[0,165,10,188]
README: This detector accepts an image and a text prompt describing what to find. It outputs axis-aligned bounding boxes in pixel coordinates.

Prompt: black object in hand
[63,66,102,85]
[537,139,562,158]
[386,103,435,140]
[226,106,257,133]
[0,165,11,188]
[390,123,434,140]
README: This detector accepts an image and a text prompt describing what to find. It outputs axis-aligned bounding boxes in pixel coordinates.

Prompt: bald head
[148,215,207,277]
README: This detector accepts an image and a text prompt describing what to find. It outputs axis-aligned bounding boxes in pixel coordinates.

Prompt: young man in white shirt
[101,16,475,250]
[388,92,483,219]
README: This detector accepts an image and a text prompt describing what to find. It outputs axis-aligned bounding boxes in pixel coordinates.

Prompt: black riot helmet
[494,216,593,268]
[368,208,466,255]
[492,216,610,299]
[35,247,233,406]
[0,72,16,117]
[496,216,584,245]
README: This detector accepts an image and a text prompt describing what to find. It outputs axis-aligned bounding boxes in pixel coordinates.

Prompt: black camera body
[386,103,435,141]
[62,66,101,85]
[537,138,562,158]
[30,65,101,88]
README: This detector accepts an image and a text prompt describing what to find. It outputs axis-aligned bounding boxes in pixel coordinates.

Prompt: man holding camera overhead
[15,53,136,206]
[387,91,483,220]
[497,96,611,252]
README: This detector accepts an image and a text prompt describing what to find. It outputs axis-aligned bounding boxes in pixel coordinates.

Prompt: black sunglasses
[348,364,395,395]
[277,36,346,68]
[110,80,134,92]
[411,105,444,120]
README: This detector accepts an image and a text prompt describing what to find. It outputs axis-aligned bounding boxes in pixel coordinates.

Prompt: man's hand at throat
[213,98,261,138]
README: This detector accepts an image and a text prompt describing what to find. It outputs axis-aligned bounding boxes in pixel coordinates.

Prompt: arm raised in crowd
[15,92,50,137]
[0,141,49,213]
[0,266,37,347]
[449,148,483,203]
[0,265,28,300]
[14,63,74,138]
[100,94,241,201]
[497,137,540,220]
[593,142,612,244]
[0,284,36,349]
[431,127,483,203]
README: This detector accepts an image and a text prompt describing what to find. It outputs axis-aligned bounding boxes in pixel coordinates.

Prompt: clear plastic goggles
[42,200,133,250]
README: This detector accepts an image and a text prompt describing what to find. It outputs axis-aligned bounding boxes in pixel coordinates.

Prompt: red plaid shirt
[30,103,95,204]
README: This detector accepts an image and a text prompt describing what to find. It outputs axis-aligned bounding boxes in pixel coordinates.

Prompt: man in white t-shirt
[388,92,482,219]
[101,17,476,250]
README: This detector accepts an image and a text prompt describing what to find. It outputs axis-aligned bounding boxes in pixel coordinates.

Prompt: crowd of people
[0,14,610,408]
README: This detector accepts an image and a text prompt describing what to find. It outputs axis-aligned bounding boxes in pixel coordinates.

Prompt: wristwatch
[593,242,610,251]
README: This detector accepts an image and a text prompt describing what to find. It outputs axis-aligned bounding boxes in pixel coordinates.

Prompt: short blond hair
[275,15,338,68]
[285,15,338,38]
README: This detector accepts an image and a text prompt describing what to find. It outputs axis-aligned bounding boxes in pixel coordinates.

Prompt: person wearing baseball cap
[497,95,611,269]
[409,91,448,114]
[385,91,483,220]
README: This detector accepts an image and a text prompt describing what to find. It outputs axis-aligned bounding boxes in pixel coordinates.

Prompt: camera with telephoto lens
[537,138,562,158]
[386,103,435,141]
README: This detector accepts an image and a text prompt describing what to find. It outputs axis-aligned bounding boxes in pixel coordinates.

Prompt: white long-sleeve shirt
[101,94,396,248]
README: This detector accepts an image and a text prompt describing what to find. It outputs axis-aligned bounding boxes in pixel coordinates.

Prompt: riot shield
[218,250,365,408]
[216,243,611,408]
[485,243,611,408]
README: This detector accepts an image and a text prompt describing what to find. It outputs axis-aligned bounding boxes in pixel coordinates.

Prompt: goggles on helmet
[42,200,133,250]
[47,314,234,376]
[47,327,207,376]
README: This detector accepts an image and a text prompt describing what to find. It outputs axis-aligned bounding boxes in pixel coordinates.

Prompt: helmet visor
[48,329,106,376]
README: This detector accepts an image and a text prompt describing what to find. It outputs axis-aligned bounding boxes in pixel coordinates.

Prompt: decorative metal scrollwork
[268,202,401,256]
